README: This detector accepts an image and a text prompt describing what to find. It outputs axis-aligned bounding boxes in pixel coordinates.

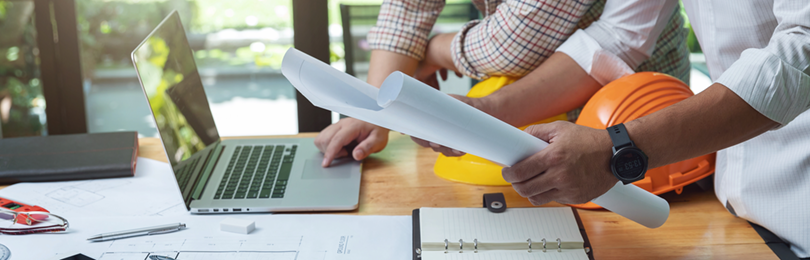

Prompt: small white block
[220,217,255,234]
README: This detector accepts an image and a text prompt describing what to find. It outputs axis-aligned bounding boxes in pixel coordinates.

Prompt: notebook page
[420,207,584,250]
[422,250,589,260]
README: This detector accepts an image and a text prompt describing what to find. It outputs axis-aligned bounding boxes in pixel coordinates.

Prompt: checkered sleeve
[367,0,446,61]
[451,0,596,80]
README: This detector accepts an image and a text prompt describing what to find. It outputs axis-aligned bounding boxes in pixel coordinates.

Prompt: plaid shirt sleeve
[367,0,446,61]
[452,0,597,80]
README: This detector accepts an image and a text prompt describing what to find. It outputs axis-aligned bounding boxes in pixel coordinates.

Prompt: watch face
[611,147,648,181]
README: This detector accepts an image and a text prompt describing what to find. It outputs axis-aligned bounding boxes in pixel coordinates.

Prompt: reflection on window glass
[0,0,46,138]
[78,0,297,137]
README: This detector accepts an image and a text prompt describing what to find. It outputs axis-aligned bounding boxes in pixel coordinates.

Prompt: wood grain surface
[2,133,777,259]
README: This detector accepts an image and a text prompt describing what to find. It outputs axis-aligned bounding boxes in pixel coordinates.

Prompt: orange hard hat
[570,72,715,209]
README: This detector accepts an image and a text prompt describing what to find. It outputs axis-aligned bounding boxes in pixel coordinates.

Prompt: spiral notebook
[412,207,593,260]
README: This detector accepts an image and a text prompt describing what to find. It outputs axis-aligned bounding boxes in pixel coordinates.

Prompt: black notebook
[0,132,138,184]
[413,207,593,260]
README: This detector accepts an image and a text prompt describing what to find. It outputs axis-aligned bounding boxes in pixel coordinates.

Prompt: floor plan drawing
[96,236,314,260]
[2,213,412,260]
[99,251,303,260]
[0,158,188,218]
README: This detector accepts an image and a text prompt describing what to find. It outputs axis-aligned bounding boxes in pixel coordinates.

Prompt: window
[77,0,299,137]
[0,0,46,138]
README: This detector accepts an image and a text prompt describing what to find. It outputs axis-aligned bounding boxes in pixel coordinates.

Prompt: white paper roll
[379,72,546,166]
[281,48,670,228]
[592,182,670,228]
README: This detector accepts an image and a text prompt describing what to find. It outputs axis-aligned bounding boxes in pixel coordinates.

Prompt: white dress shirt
[557,0,810,257]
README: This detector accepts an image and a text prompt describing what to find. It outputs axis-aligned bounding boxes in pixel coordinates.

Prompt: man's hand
[502,121,618,205]
[314,118,389,167]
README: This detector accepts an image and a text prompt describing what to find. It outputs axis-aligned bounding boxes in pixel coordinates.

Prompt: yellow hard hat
[434,76,565,186]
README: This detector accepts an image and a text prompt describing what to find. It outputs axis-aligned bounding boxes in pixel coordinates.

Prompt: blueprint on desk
[0,157,188,219]
[3,214,412,260]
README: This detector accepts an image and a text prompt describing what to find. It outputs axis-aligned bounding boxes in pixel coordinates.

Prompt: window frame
[30,0,332,136]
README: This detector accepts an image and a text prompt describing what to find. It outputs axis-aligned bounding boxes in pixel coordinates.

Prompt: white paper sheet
[281,48,669,228]
[2,214,411,260]
[0,157,187,220]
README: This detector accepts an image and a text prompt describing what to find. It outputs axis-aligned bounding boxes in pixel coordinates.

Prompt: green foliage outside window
[0,0,44,137]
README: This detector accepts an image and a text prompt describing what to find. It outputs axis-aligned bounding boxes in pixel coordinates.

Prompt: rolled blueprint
[281,48,669,228]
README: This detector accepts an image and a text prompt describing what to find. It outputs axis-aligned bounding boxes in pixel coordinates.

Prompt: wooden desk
[2,133,777,259]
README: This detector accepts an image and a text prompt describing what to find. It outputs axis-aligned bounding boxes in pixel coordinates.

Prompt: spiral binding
[436,238,564,254]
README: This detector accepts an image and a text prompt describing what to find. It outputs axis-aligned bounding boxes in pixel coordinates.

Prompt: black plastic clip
[483,193,507,213]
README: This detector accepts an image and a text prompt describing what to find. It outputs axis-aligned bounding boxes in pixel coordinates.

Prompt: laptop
[131,11,361,214]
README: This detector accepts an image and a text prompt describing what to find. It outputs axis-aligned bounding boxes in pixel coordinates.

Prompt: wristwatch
[607,123,648,184]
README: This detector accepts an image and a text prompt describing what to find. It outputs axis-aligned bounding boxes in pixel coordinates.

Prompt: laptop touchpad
[302,159,352,179]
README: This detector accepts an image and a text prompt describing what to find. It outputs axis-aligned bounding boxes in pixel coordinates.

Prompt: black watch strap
[608,123,633,150]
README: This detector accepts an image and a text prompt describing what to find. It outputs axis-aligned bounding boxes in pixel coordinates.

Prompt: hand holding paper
[281,48,669,228]
[502,122,629,206]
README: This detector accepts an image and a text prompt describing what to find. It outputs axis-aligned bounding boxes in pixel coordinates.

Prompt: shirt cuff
[557,29,634,85]
[450,20,488,80]
[716,49,810,126]
[557,30,602,74]
[367,27,429,61]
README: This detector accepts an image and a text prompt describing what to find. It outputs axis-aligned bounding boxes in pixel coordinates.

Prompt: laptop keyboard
[214,144,296,199]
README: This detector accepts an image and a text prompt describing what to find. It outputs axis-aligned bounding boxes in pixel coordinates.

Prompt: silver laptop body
[131,11,361,214]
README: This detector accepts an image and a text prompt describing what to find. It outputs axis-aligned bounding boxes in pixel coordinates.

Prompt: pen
[87,223,186,242]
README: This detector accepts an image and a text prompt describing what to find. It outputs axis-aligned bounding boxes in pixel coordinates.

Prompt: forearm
[625,83,779,168]
[482,52,602,127]
[424,33,456,72]
[367,50,420,87]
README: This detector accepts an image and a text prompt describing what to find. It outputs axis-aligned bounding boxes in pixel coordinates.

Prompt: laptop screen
[132,11,220,167]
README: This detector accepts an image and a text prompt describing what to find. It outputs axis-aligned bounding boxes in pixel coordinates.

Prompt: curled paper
[282,48,669,228]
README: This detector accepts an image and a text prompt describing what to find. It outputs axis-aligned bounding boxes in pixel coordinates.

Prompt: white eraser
[220,217,255,234]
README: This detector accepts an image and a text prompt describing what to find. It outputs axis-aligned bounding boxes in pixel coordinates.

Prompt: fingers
[417,69,441,90]
[314,123,341,153]
[509,165,573,205]
[526,189,561,206]
[523,122,562,143]
[454,71,463,78]
[439,69,448,81]
[428,141,465,157]
[509,170,556,198]
[352,128,388,161]
[502,150,550,183]
[502,141,558,202]
[425,74,440,89]
[322,128,360,167]
[410,136,465,156]
[446,150,466,156]
[410,136,432,148]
